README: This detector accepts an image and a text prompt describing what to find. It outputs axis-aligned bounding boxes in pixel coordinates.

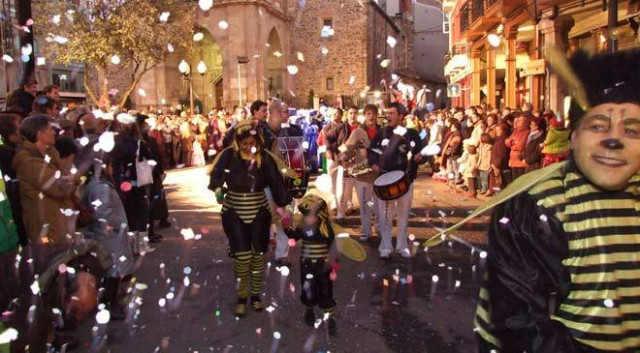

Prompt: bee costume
[285,194,339,326]
[425,48,640,352]
[208,120,293,316]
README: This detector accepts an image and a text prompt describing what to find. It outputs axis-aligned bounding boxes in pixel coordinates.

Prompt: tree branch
[117,61,155,109]
[83,79,100,107]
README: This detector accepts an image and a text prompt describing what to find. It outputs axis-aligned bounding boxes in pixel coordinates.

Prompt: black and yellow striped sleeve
[475,191,577,352]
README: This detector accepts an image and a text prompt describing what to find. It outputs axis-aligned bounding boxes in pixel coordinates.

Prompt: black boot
[102,277,127,321]
[304,308,315,327]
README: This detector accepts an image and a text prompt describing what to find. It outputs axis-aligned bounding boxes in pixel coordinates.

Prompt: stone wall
[291,0,369,107]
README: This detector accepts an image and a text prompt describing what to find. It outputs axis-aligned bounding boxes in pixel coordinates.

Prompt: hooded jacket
[12,141,74,244]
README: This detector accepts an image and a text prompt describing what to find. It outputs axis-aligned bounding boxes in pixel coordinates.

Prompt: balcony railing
[460,3,470,33]
[471,0,485,23]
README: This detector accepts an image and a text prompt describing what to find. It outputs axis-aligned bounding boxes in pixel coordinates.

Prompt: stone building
[132,0,416,111]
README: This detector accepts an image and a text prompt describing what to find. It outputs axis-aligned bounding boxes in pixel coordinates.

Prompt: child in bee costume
[285,194,339,331]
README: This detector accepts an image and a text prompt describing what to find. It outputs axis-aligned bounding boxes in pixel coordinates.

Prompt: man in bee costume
[285,194,339,331]
[209,120,293,317]
[469,49,640,352]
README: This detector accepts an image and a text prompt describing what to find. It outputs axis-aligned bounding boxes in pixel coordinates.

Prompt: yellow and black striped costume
[475,162,640,352]
[209,145,292,305]
[222,191,270,224]
[285,194,337,312]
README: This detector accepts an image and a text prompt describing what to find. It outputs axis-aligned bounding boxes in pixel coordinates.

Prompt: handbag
[135,140,154,187]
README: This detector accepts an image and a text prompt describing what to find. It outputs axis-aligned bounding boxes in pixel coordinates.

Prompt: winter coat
[542,127,571,155]
[80,176,134,277]
[477,143,492,172]
[458,152,479,178]
[505,128,530,168]
[524,131,546,170]
[12,141,75,244]
[491,135,510,171]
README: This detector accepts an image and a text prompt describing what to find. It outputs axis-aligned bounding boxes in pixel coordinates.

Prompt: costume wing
[206,147,232,175]
[265,150,298,179]
[335,234,367,262]
[422,161,567,248]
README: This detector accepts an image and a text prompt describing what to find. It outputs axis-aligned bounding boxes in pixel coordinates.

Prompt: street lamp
[179,59,207,115]
[197,60,207,110]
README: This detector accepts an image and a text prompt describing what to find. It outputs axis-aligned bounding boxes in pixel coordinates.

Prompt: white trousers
[354,180,375,236]
[265,187,289,260]
[326,158,343,211]
[376,183,414,254]
[339,177,356,218]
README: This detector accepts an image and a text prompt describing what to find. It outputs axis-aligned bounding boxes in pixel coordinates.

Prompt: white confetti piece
[110,55,120,65]
[96,309,110,324]
[386,36,397,48]
[380,59,390,68]
[30,281,40,295]
[218,20,229,30]
[2,55,13,63]
[432,275,439,283]
[499,217,510,224]
[286,65,299,75]
[603,299,614,308]
[199,0,213,11]
[539,214,548,222]
[193,32,204,41]
[159,12,170,22]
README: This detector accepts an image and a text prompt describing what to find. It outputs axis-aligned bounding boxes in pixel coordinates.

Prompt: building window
[51,69,85,93]
[321,18,334,38]
[326,77,334,91]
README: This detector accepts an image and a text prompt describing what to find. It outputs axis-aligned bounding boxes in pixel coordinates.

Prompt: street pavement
[93,167,491,353]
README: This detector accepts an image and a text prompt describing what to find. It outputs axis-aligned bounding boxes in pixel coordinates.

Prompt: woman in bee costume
[425,48,640,352]
[209,120,293,317]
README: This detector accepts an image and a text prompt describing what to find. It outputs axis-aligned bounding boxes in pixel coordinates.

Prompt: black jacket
[367,126,423,181]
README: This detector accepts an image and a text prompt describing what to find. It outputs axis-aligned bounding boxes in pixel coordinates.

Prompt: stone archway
[265,27,285,98]
[189,27,224,112]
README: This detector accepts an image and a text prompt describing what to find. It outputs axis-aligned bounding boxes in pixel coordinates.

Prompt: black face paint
[600,138,624,150]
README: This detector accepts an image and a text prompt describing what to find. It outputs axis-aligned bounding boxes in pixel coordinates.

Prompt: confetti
[273,331,282,340]
[138,88,147,97]
[320,47,329,55]
[603,299,614,308]
[297,52,305,61]
[199,0,213,11]
[96,309,110,324]
[167,43,175,53]
[386,36,397,48]
[279,266,290,276]
[432,275,439,283]
[30,281,40,295]
[52,15,61,24]
[539,214,548,222]
[110,55,121,65]
[499,217,510,224]
[218,21,229,30]
[193,32,204,41]
[159,11,170,22]
[286,65,299,75]
[479,251,488,259]
[120,181,132,192]
[380,59,390,68]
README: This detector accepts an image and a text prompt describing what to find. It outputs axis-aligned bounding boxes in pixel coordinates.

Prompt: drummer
[367,102,423,259]
[342,104,380,242]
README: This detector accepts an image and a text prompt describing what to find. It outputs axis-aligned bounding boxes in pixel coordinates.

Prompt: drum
[373,171,410,201]
[277,136,310,199]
